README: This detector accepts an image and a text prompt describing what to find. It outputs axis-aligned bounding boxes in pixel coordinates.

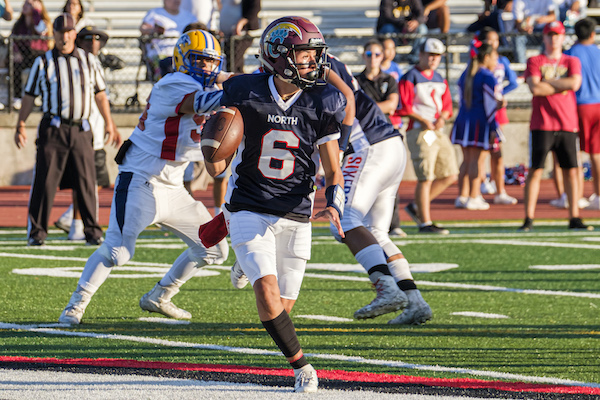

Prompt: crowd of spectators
[3,0,600,239]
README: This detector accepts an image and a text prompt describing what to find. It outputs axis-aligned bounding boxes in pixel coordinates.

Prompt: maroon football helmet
[258,16,328,89]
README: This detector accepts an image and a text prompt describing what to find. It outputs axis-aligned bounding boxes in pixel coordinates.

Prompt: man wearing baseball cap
[53,12,75,32]
[520,21,593,232]
[77,26,108,52]
[398,38,457,234]
[54,25,122,241]
[14,13,118,246]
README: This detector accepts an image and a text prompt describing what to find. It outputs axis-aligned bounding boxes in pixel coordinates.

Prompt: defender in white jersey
[326,55,432,325]
[59,30,229,325]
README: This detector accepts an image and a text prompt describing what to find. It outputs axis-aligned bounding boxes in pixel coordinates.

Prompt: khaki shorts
[406,128,459,181]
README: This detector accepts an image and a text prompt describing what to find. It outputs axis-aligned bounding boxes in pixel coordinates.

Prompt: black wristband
[338,124,352,151]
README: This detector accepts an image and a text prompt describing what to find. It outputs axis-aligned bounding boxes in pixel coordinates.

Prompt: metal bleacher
[3,0,544,108]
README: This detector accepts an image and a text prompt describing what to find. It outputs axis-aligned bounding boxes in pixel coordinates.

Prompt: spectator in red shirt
[519,21,593,231]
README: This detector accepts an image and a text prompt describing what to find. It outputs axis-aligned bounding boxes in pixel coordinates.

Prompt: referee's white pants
[331,137,407,252]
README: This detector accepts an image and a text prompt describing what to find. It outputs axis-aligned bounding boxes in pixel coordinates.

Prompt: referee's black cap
[54,13,75,32]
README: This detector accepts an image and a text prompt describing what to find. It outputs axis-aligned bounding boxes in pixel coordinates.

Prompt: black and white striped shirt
[24,47,106,122]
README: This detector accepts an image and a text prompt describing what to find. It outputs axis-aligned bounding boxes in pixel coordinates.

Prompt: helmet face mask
[259,17,329,90]
[173,30,223,87]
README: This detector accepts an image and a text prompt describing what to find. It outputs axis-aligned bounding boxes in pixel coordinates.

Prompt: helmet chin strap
[257,53,323,90]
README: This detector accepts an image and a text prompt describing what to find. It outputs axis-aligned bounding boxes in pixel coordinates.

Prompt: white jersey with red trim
[128,72,220,162]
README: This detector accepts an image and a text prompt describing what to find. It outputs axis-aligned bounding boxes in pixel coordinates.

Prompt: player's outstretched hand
[313,206,345,239]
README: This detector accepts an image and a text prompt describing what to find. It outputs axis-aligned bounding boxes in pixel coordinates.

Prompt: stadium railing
[0,31,560,113]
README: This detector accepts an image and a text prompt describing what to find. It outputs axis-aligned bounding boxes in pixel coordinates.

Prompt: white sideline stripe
[582,237,600,242]
[530,265,600,270]
[303,274,600,299]
[0,252,173,266]
[415,281,600,299]
[451,312,509,319]
[138,317,191,325]
[470,239,600,250]
[378,239,600,250]
[0,322,597,389]
[11,266,220,279]
[317,236,600,247]
[295,314,353,322]
[313,230,600,241]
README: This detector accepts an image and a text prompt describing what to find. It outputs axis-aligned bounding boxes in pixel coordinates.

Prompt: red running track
[0,181,599,228]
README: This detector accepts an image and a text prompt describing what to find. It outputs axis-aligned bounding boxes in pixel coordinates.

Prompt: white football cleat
[354,275,408,319]
[230,260,249,289]
[139,283,191,319]
[294,364,318,393]
[388,289,432,325]
[58,289,92,324]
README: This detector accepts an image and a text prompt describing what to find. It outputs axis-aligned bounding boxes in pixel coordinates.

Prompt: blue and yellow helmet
[173,30,223,87]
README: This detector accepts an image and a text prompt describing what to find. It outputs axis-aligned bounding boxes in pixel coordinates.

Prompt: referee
[14,13,117,246]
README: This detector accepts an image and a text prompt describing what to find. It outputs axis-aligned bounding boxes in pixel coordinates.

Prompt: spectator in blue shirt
[565,17,600,209]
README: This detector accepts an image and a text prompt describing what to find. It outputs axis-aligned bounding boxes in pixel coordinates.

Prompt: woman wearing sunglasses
[355,39,400,124]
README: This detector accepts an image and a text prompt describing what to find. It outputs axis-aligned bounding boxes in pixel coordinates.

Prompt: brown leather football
[201,107,244,163]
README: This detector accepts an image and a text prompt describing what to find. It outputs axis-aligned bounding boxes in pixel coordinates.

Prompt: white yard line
[301,273,600,299]
[451,312,509,319]
[1,322,598,388]
[530,265,600,270]
[3,249,598,298]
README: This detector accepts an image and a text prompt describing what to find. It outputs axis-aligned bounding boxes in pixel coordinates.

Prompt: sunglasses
[83,34,102,41]
[365,51,383,58]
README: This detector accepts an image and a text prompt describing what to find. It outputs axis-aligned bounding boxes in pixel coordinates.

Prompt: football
[201,107,244,163]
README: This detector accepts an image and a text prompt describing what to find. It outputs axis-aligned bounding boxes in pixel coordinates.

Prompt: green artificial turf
[1,225,599,384]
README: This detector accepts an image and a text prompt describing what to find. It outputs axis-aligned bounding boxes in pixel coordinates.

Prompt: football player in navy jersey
[326,54,433,325]
[204,16,346,393]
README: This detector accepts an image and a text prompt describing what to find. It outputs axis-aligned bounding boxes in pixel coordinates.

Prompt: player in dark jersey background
[327,54,433,325]
[205,17,346,393]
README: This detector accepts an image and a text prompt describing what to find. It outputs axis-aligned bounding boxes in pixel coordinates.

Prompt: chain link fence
[1,31,554,113]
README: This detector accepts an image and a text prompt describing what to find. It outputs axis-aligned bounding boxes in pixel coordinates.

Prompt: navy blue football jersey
[222,73,346,220]
[328,55,401,146]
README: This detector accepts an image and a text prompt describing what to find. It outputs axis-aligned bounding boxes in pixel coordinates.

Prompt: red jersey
[398,66,453,131]
[524,54,581,132]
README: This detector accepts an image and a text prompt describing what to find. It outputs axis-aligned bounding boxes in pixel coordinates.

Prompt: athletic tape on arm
[193,91,224,115]
[325,184,345,218]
